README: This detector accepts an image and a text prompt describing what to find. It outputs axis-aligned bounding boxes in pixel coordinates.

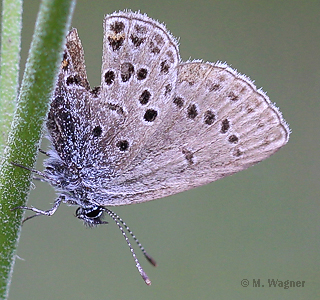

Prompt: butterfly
[15,11,289,285]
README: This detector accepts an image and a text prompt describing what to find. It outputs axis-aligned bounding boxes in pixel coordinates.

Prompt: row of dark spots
[112,34,163,55]
[108,34,145,51]
[104,65,148,85]
[206,77,242,103]
[110,21,148,49]
[108,21,164,57]
[109,31,161,54]
[181,144,242,167]
[172,96,239,145]
[92,116,237,144]
[220,119,239,144]
[104,60,169,86]
[187,104,218,127]
[173,96,215,124]
[160,50,175,75]
[180,139,240,168]
[135,88,157,119]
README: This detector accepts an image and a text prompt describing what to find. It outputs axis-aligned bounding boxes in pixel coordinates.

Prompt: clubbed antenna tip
[144,253,157,267]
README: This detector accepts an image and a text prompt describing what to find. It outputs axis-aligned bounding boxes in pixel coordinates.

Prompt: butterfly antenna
[104,209,152,285]
[105,208,157,267]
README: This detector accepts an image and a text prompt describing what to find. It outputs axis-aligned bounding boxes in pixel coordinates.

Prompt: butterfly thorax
[43,150,103,203]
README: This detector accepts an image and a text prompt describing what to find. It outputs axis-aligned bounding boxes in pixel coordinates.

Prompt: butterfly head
[75,205,107,227]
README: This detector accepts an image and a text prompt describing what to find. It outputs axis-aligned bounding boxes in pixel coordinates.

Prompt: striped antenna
[104,208,157,285]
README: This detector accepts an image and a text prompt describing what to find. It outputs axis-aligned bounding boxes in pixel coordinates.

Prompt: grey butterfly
[17,11,290,285]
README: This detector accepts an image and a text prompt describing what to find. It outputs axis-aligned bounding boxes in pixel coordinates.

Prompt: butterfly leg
[11,161,55,184]
[12,196,63,223]
[38,148,49,156]
[11,161,47,178]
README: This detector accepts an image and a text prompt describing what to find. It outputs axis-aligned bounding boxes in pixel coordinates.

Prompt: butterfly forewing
[90,12,180,173]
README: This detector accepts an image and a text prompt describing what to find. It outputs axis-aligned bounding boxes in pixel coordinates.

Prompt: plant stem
[0,0,22,157]
[0,0,76,298]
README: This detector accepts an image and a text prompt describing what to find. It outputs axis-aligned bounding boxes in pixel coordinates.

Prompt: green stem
[0,0,22,158]
[0,0,76,298]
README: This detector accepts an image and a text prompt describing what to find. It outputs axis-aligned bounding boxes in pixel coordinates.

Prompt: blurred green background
[3,0,320,299]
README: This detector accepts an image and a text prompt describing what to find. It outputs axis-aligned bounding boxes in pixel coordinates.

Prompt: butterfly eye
[75,206,105,226]
[85,207,103,219]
